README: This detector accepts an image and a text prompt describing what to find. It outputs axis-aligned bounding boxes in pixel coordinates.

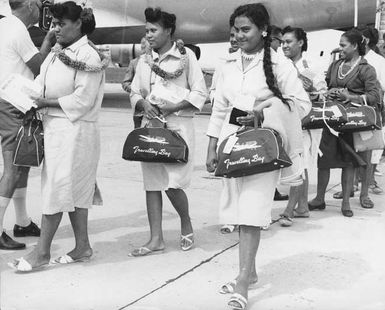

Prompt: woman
[9,1,107,272]
[206,4,310,309]
[129,8,207,256]
[308,30,381,216]
[279,26,327,227]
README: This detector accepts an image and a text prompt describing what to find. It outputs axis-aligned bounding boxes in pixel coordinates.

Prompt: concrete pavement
[1,104,385,310]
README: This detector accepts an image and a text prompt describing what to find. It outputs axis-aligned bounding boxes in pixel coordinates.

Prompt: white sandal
[180,233,194,251]
[228,293,248,310]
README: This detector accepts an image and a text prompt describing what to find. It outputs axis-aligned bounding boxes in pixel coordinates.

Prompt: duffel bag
[122,118,188,163]
[215,126,292,178]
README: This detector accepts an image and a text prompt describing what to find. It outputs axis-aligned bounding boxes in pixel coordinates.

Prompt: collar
[64,35,89,53]
[152,42,181,62]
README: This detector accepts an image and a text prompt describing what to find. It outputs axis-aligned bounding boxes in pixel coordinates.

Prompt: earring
[262,31,267,38]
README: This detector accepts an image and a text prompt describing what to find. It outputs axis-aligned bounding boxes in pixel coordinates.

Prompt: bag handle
[321,97,339,137]
[144,115,167,128]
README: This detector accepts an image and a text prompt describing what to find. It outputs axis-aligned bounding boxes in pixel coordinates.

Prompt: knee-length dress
[318,58,381,169]
[130,43,207,191]
[35,36,105,215]
[207,50,311,227]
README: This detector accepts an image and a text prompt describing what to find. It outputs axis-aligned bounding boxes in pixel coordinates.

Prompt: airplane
[0,0,378,52]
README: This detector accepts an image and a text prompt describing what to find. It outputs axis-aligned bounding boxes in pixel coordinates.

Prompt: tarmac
[1,87,385,310]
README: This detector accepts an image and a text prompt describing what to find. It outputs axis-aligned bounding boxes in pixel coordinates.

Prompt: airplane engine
[107,44,142,67]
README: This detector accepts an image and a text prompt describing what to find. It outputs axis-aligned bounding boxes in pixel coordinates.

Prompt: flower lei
[144,39,188,80]
[52,41,110,72]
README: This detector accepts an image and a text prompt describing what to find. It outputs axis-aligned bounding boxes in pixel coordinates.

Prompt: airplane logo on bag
[139,135,169,144]
[232,141,262,152]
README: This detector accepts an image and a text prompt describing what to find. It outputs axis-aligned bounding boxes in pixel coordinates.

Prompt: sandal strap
[229,293,248,309]
[181,233,193,242]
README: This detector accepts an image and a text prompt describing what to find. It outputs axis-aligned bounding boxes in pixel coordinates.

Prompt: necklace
[52,41,110,72]
[337,57,361,79]
[241,52,257,61]
[144,39,188,80]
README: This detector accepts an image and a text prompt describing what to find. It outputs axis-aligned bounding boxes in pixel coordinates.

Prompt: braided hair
[231,3,290,108]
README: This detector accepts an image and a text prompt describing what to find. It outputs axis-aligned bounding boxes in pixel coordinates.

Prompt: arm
[337,65,381,106]
[121,60,136,93]
[160,49,208,114]
[25,30,56,76]
[206,136,219,173]
[130,60,160,119]
[275,57,312,119]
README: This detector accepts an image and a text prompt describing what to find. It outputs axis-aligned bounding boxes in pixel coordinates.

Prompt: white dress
[130,43,207,190]
[294,56,327,169]
[35,36,105,215]
[207,49,311,227]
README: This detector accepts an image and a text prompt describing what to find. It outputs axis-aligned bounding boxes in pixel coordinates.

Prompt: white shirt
[36,36,105,122]
[294,56,327,94]
[0,15,38,85]
[130,42,208,117]
[364,49,385,92]
[207,49,311,139]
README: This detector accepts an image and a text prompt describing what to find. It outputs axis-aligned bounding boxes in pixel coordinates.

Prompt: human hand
[326,88,340,100]
[206,148,218,173]
[143,100,160,119]
[45,29,57,46]
[158,102,178,114]
[335,88,350,102]
[299,75,314,92]
[121,82,131,93]
[33,97,47,109]
[236,113,255,126]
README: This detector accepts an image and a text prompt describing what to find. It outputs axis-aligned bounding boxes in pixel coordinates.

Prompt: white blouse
[36,36,105,123]
[207,49,311,139]
[130,42,208,117]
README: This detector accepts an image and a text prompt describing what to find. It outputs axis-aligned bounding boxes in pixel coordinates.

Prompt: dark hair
[270,25,282,37]
[50,1,95,35]
[356,25,379,51]
[282,26,308,52]
[145,7,176,36]
[342,29,366,56]
[9,0,24,10]
[230,3,289,108]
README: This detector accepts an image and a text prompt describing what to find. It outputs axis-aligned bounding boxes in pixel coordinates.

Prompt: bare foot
[67,246,93,260]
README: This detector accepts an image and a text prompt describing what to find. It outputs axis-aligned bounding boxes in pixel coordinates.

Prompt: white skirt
[141,115,195,191]
[41,116,100,215]
[217,119,280,227]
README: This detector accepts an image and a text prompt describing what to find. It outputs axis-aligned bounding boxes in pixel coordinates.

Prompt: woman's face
[233,16,265,53]
[339,35,358,60]
[145,22,171,50]
[52,17,82,47]
[282,32,302,60]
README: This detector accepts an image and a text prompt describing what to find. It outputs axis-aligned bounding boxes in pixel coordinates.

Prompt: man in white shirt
[0,0,54,250]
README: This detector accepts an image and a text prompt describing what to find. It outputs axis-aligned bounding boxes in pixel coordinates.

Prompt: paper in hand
[0,74,41,113]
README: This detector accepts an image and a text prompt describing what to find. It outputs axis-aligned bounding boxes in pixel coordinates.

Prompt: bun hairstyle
[356,25,379,51]
[50,1,96,35]
[144,7,176,36]
[282,26,308,52]
[230,3,289,108]
[342,29,366,56]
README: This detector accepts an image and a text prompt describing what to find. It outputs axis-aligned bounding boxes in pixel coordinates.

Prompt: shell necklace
[337,57,361,79]
[241,52,257,61]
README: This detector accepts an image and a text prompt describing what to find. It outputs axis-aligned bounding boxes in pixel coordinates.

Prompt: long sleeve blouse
[130,43,208,117]
[326,58,381,108]
[207,49,311,140]
[36,36,105,123]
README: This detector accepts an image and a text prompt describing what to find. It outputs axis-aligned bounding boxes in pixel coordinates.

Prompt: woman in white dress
[206,4,310,309]
[10,1,107,272]
[129,8,207,256]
